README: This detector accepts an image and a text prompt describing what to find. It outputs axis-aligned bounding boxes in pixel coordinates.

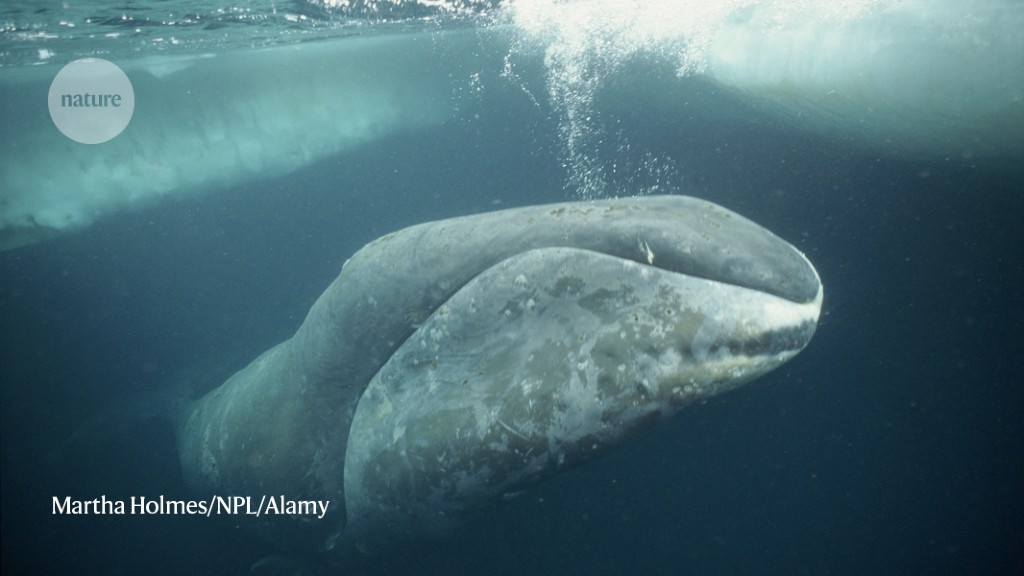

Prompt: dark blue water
[3,20,1023,576]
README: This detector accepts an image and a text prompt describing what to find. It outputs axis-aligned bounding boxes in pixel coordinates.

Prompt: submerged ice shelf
[2,0,1022,251]
[0,30,497,251]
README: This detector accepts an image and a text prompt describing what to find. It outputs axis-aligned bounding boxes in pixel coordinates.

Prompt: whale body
[176,195,823,557]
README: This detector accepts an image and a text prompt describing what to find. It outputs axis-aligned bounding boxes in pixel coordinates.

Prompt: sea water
[1,1,1022,575]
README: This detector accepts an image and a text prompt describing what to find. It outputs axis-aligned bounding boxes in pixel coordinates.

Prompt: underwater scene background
[2,1,1022,575]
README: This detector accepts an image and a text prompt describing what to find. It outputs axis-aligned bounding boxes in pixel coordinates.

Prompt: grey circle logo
[48,58,135,144]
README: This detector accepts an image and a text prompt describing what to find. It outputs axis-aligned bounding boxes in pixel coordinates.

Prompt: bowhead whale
[176,195,823,558]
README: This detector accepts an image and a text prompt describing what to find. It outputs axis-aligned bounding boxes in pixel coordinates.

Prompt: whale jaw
[341,245,821,554]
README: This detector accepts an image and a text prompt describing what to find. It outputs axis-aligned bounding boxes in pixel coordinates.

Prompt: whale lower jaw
[341,246,822,554]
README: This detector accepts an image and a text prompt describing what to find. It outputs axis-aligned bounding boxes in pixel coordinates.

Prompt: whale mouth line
[600,245,823,307]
